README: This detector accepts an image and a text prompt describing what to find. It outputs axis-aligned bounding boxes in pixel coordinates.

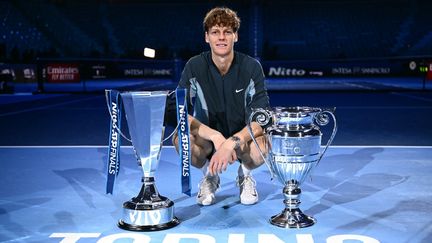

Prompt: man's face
[205,25,238,57]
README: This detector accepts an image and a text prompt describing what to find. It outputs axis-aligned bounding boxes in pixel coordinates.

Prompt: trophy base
[118,217,180,232]
[270,208,316,228]
[118,196,180,231]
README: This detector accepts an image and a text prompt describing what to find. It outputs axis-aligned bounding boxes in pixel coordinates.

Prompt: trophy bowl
[249,106,337,228]
[117,91,179,231]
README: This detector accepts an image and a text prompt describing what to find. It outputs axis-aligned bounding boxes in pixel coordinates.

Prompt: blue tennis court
[1,77,432,243]
[1,0,432,242]
[1,145,431,243]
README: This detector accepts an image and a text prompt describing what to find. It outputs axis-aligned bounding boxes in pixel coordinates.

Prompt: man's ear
[205,32,209,43]
[234,33,238,42]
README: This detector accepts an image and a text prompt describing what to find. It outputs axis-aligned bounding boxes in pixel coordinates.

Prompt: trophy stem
[135,177,164,204]
[270,182,316,228]
[118,177,179,231]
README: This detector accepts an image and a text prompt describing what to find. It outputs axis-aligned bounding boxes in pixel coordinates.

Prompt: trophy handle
[157,126,166,161]
[247,108,275,179]
[315,108,338,165]
[161,90,179,143]
[105,89,178,144]
[105,89,132,143]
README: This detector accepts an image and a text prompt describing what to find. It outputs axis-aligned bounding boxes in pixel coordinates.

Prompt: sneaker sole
[197,196,216,206]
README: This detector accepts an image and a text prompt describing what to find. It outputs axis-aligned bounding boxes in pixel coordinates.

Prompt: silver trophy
[248,106,337,228]
[117,91,179,231]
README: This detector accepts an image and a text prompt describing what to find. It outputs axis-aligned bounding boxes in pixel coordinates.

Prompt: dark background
[0,0,431,146]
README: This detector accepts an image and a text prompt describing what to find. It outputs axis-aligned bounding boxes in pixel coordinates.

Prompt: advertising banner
[262,58,421,78]
[46,63,80,83]
[118,61,173,79]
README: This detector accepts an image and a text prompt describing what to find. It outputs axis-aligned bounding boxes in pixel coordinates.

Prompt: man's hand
[209,133,226,152]
[208,139,238,175]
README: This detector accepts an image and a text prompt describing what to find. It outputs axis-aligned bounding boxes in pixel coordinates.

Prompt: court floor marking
[334,79,431,93]
[0,81,172,115]
[338,106,432,109]
[0,95,102,117]
[389,91,432,102]
[334,81,377,90]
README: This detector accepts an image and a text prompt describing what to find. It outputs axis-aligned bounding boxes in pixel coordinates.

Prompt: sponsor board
[265,65,394,78]
[331,67,391,75]
[266,66,324,77]
[36,59,175,81]
[123,67,171,77]
[46,63,80,83]
[91,65,107,79]
[263,58,425,78]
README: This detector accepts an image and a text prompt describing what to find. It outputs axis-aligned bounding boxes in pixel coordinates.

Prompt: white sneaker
[196,175,220,206]
[237,175,258,205]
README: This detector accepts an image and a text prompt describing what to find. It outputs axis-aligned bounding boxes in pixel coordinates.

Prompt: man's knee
[172,132,212,167]
[240,137,267,169]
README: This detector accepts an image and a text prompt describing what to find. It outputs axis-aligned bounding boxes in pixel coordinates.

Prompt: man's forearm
[230,122,263,147]
[188,115,224,142]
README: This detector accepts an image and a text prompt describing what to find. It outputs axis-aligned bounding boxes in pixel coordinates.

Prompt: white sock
[201,160,210,176]
[238,163,251,177]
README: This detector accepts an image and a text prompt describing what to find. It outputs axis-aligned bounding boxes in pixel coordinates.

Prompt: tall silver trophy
[248,106,337,228]
[118,91,179,231]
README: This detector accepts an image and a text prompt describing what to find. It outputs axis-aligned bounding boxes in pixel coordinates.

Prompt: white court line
[390,91,432,102]
[0,95,101,117]
[336,80,432,102]
[338,106,432,109]
[335,81,377,90]
[1,82,173,117]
